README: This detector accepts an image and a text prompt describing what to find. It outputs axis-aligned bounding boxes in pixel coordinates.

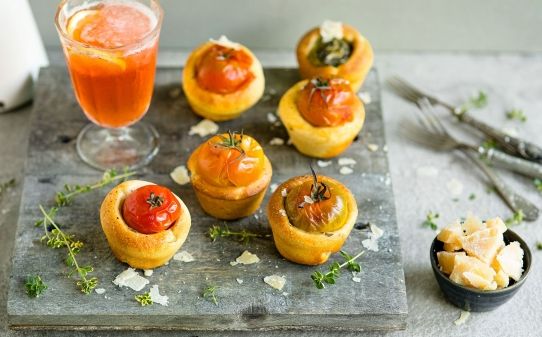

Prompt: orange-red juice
[63,3,158,128]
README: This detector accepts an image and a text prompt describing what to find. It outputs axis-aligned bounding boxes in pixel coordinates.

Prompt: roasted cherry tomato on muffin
[122,185,181,234]
[196,45,254,94]
[296,77,356,127]
[196,131,265,187]
[285,171,348,233]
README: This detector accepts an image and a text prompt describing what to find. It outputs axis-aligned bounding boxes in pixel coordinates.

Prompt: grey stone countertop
[1,52,541,336]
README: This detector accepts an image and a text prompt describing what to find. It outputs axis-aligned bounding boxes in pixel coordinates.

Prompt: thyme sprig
[34,168,136,294]
[421,211,440,230]
[208,224,268,244]
[311,250,364,289]
[458,91,488,114]
[146,192,164,209]
[202,285,218,305]
[534,179,542,193]
[0,178,15,196]
[38,205,97,294]
[25,275,47,298]
[135,292,153,306]
[505,210,524,226]
[55,168,136,207]
[506,109,527,122]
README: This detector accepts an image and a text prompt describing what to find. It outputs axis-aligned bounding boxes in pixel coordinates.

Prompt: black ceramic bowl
[430,229,531,312]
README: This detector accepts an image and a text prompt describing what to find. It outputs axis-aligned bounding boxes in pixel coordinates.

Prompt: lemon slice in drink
[66,9,127,71]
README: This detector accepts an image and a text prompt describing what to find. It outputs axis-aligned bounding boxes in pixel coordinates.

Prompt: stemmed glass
[55,0,163,170]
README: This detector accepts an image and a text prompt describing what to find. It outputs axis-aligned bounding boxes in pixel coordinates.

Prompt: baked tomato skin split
[196,131,265,187]
[296,77,356,127]
[122,185,181,234]
[196,45,254,94]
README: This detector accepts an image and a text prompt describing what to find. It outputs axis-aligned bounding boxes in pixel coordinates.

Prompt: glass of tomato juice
[55,0,163,170]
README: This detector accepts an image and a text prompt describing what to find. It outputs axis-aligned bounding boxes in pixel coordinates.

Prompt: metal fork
[388,76,542,163]
[401,119,542,180]
[406,98,539,221]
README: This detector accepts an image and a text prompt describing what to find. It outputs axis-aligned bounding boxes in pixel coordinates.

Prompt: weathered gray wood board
[7,67,407,331]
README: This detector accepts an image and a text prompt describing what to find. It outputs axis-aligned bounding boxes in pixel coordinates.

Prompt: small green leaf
[25,275,47,298]
[135,292,153,306]
[506,109,527,122]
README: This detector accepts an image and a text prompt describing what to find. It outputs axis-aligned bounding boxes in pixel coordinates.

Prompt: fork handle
[464,151,539,222]
[478,147,542,179]
[457,111,542,163]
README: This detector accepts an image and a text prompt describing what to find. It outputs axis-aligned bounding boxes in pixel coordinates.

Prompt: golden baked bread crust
[100,180,191,269]
[296,24,373,92]
[187,144,272,219]
[182,41,265,121]
[266,175,358,265]
[278,79,365,158]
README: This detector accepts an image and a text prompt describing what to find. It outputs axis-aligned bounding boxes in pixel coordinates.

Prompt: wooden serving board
[7,67,407,331]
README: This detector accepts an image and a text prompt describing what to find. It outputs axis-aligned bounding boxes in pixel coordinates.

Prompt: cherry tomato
[284,178,347,233]
[122,185,181,234]
[196,45,254,94]
[197,132,265,187]
[296,77,356,127]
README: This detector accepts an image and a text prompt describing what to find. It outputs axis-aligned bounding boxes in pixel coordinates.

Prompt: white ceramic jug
[0,0,49,113]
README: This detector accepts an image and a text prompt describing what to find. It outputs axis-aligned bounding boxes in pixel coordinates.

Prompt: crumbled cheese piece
[173,251,195,262]
[383,145,388,152]
[269,137,285,146]
[149,285,169,306]
[446,178,464,196]
[189,119,219,137]
[281,188,288,197]
[279,209,287,217]
[358,92,372,104]
[95,288,106,295]
[362,238,379,252]
[303,195,314,204]
[112,268,149,291]
[264,275,286,290]
[144,269,153,277]
[170,165,190,185]
[369,223,384,239]
[287,138,293,145]
[267,112,278,123]
[235,250,260,265]
[270,183,278,193]
[338,157,356,166]
[367,143,379,152]
[362,223,385,252]
[209,35,240,50]
[320,20,343,43]
[454,310,470,326]
[236,278,244,284]
[230,261,239,266]
[340,166,353,175]
[416,166,439,177]
[282,292,289,296]
[501,127,518,137]
[317,160,332,168]
[352,276,361,283]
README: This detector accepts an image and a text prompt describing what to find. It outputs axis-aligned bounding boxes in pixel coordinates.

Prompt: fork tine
[387,77,425,103]
[409,99,439,134]
[400,120,455,150]
[417,98,450,136]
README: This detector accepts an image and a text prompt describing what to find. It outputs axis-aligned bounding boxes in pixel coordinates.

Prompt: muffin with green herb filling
[296,20,373,92]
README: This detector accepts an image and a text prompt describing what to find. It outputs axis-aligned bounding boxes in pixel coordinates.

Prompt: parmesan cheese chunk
[112,268,149,291]
[317,160,332,168]
[269,137,285,146]
[264,275,286,290]
[95,288,106,295]
[462,214,486,235]
[235,250,260,265]
[461,228,502,264]
[320,20,343,43]
[454,310,470,326]
[170,165,190,185]
[339,166,353,175]
[149,285,169,306]
[496,241,524,281]
[209,35,240,50]
[449,255,495,288]
[338,157,356,166]
[189,119,219,137]
[173,251,195,262]
[437,251,466,275]
[358,92,372,104]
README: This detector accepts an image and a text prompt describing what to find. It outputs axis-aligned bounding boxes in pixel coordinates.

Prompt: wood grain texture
[7,67,407,331]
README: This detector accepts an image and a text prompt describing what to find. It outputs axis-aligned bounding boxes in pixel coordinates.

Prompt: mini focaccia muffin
[182,35,265,121]
[100,180,191,269]
[297,20,374,92]
[187,131,272,220]
[278,77,365,158]
[267,170,357,265]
